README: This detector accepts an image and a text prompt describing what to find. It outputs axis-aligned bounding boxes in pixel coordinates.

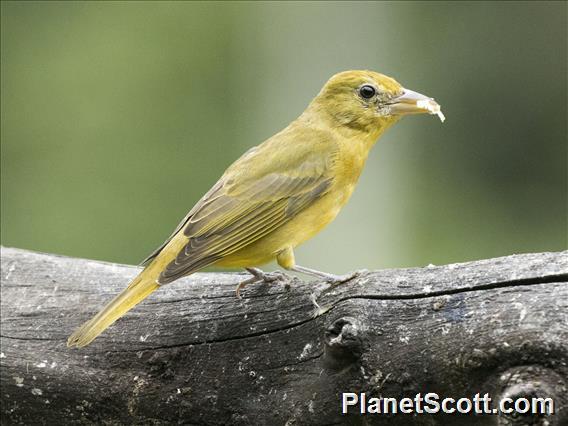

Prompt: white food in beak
[416,99,445,122]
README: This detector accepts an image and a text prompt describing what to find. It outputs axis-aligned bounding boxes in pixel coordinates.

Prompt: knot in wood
[323,317,365,369]
[497,366,566,426]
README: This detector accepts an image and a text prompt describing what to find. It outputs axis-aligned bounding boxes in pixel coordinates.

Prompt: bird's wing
[154,138,336,283]
[140,145,264,266]
[139,180,224,266]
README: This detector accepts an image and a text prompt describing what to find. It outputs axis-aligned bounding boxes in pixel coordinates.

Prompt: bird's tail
[67,267,160,348]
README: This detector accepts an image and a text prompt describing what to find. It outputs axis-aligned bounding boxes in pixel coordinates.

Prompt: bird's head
[308,70,444,134]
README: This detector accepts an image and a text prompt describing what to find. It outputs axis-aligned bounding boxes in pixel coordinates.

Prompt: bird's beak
[388,89,445,122]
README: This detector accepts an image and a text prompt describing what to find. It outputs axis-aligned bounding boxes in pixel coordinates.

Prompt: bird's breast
[266,142,370,250]
[333,136,372,188]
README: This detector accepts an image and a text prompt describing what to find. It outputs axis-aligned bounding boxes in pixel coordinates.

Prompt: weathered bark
[1,246,567,425]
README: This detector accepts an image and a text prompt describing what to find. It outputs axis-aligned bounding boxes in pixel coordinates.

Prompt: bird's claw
[236,269,290,298]
[309,293,331,318]
[324,269,365,285]
[261,271,288,283]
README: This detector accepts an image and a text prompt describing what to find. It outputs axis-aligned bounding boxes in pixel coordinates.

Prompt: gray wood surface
[1,246,567,425]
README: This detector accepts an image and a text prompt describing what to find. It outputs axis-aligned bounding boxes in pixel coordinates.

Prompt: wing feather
[158,173,332,283]
[143,127,339,282]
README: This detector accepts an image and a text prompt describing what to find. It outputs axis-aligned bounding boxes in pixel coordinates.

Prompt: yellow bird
[68,70,444,347]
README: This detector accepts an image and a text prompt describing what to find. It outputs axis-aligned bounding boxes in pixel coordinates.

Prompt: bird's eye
[359,85,376,99]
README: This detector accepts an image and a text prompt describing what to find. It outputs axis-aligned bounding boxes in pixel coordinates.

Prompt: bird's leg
[291,265,362,284]
[276,247,361,318]
[278,244,361,284]
[235,267,287,298]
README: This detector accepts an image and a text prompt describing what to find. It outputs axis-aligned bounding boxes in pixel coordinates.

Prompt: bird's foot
[235,268,289,298]
[235,276,261,299]
[247,267,288,283]
[323,269,367,285]
[291,265,366,286]
[307,270,367,318]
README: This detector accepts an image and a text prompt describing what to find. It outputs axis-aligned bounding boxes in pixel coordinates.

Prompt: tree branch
[1,247,567,425]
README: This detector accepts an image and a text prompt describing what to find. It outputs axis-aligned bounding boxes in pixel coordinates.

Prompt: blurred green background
[1,1,566,273]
